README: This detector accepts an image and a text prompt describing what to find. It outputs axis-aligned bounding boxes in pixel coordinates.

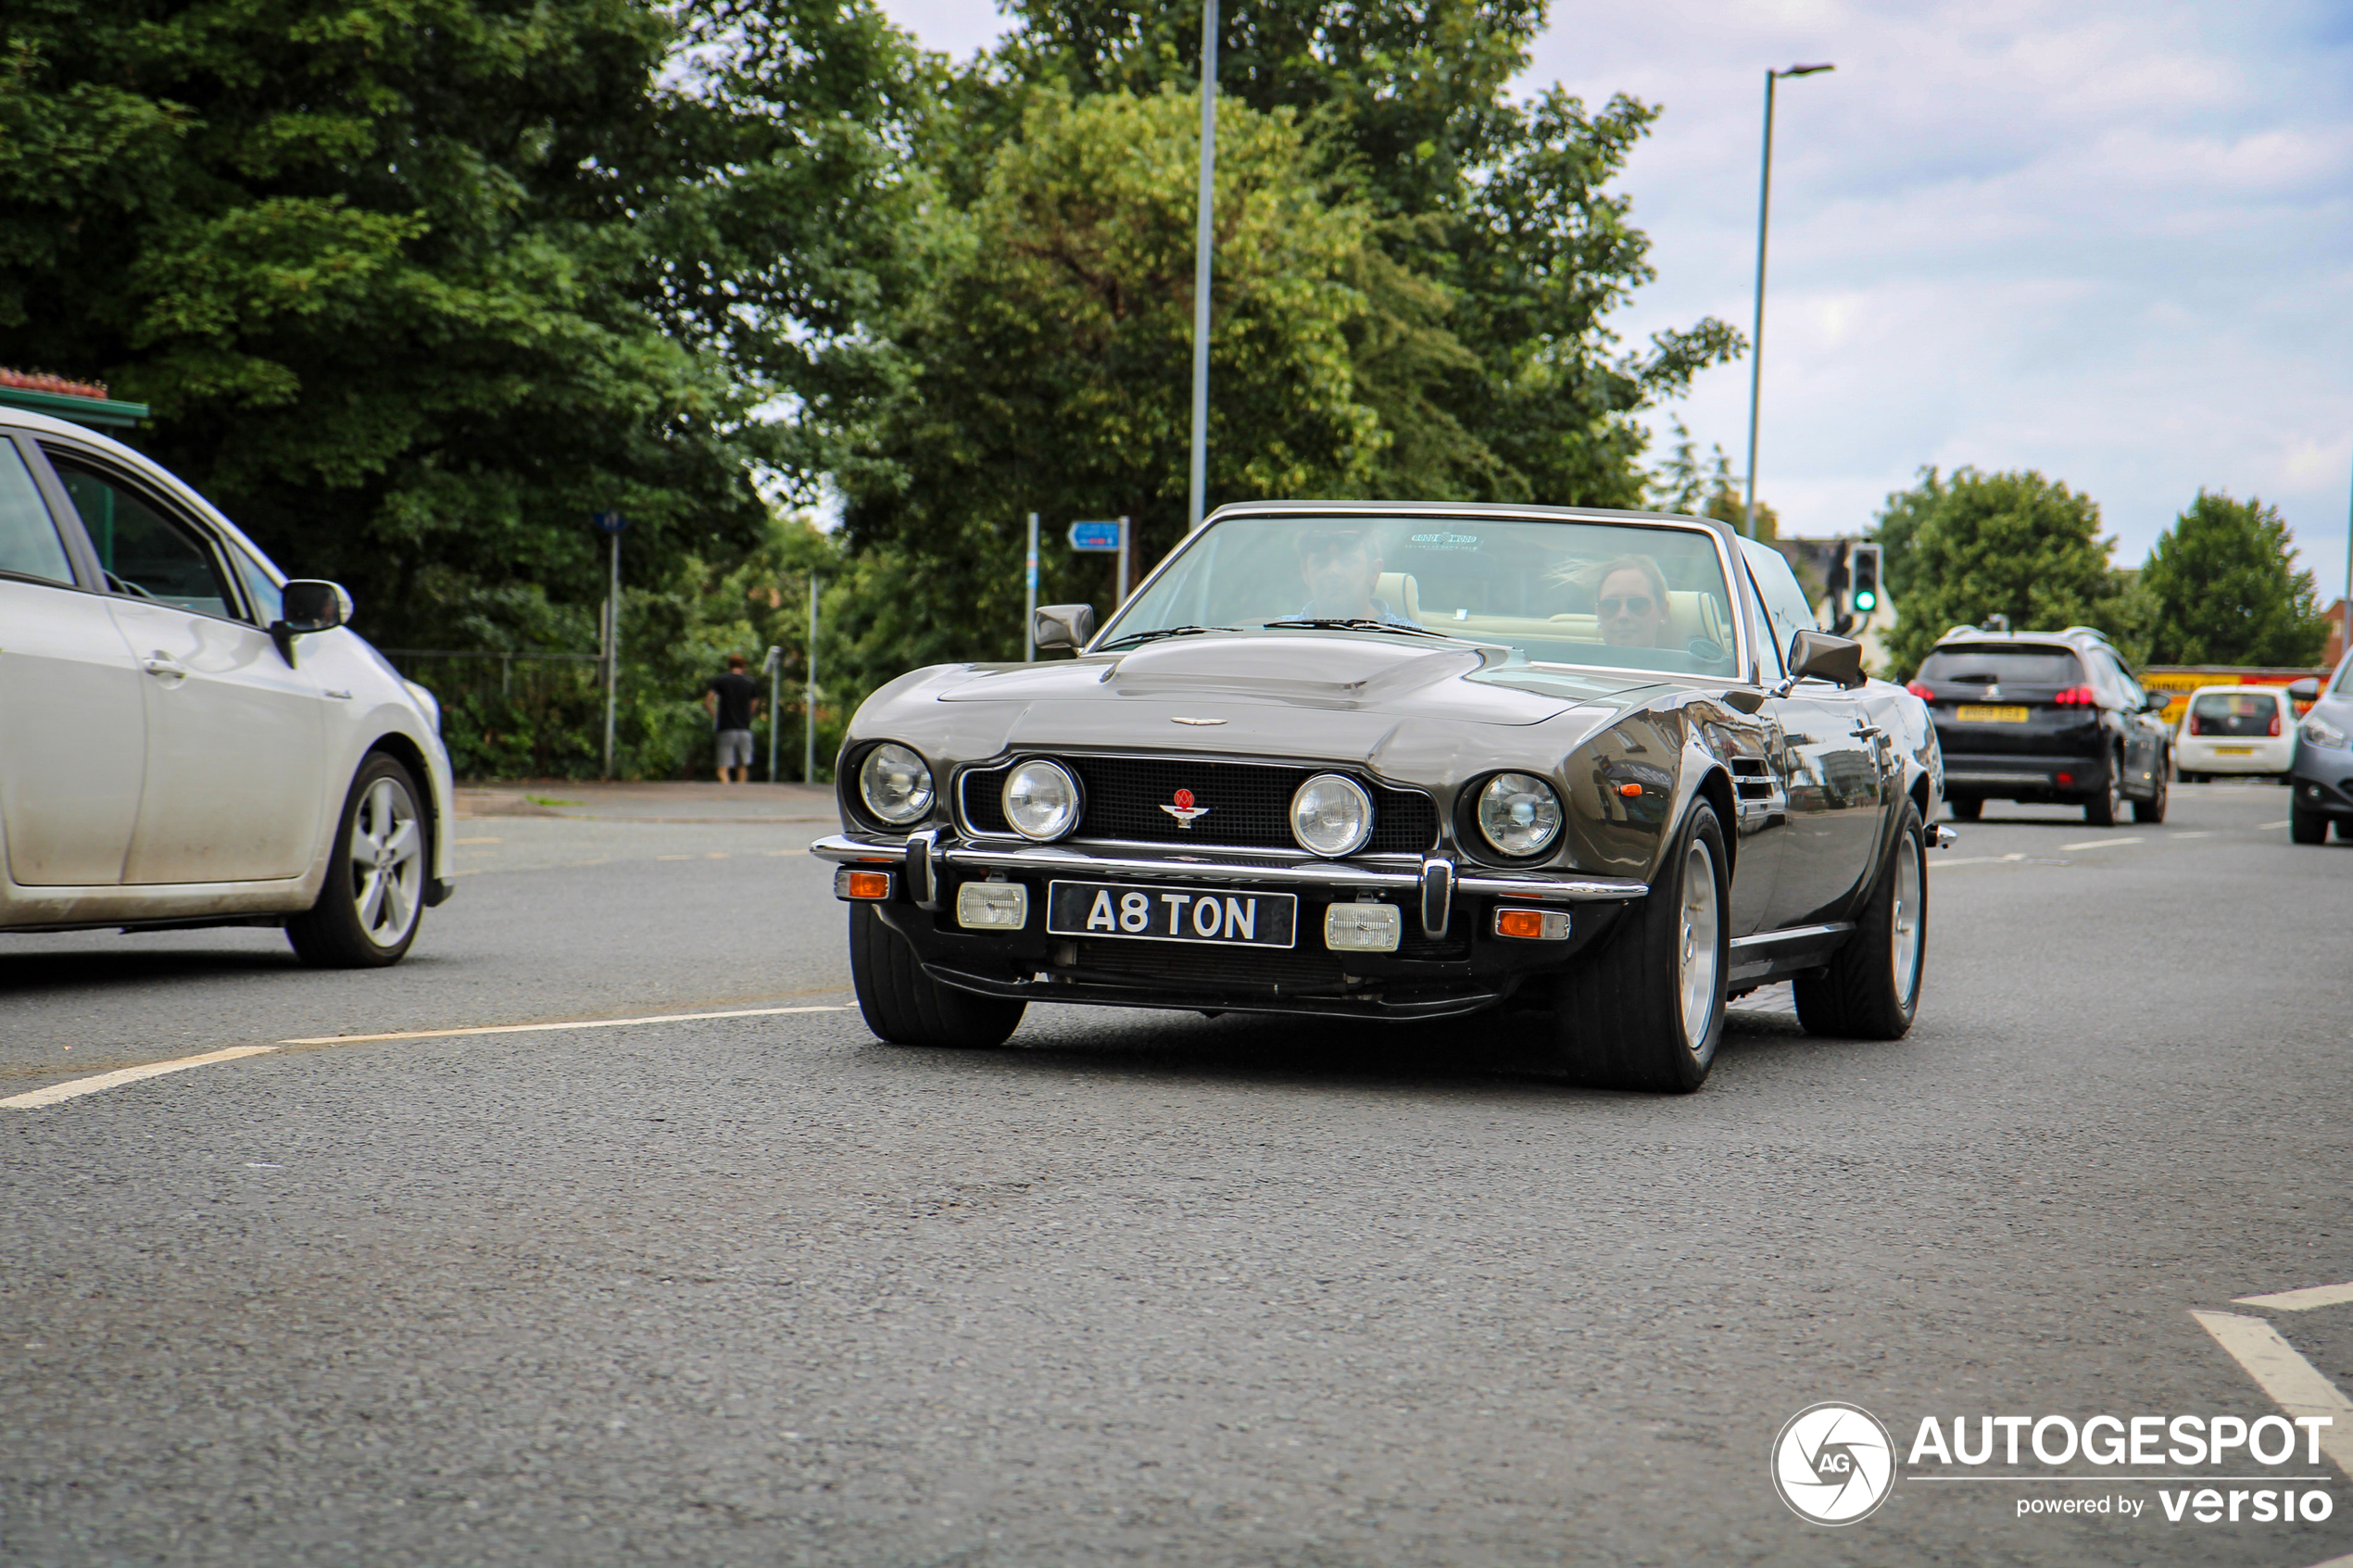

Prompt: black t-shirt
[707,671,759,731]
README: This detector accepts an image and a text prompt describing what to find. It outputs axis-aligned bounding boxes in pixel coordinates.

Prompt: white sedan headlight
[1002,759,1081,841]
[1290,773,1373,857]
[2302,717,2348,750]
[401,679,442,734]
[858,743,935,826]
[1477,772,1562,858]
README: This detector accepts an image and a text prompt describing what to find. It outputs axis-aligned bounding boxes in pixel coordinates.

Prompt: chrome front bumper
[810,833,1646,937]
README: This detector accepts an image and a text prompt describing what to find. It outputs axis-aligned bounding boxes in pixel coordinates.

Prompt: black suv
[1906,626,2172,824]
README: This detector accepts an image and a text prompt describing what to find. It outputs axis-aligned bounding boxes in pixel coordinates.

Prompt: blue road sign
[1068,521,1123,551]
[592,511,627,534]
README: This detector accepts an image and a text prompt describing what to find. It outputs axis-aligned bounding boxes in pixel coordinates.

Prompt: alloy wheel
[1890,834,1923,1004]
[349,775,422,948]
[1677,836,1722,1052]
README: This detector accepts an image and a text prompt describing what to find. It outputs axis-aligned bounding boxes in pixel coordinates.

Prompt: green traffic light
[1855,590,1878,612]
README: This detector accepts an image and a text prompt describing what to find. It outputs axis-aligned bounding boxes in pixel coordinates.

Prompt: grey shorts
[715,729,756,768]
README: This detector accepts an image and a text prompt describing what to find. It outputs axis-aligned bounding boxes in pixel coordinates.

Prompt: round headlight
[1003,759,1081,841]
[1476,772,1561,858]
[858,743,935,826]
[1290,773,1374,858]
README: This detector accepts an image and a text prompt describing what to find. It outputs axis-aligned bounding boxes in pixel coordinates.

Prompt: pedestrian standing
[704,654,763,784]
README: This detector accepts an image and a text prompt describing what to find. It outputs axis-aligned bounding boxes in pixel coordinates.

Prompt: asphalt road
[3,782,2348,1566]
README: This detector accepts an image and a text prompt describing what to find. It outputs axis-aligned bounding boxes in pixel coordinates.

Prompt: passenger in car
[1594,556,1674,648]
[1294,528,1415,625]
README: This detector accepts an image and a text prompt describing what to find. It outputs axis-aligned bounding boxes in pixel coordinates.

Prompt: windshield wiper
[1259,618,1460,639]
[1098,624,1238,650]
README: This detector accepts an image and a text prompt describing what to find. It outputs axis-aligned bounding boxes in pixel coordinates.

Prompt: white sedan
[0,404,455,964]
[2175,685,2296,783]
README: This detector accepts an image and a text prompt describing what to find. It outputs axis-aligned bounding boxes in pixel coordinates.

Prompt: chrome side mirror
[1784,629,1866,690]
[1033,603,1097,652]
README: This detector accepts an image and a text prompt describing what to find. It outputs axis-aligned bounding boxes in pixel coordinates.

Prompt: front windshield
[1102,513,1739,676]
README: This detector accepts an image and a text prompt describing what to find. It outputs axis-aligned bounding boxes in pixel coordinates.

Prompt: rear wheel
[2083,754,2122,825]
[1795,799,1927,1040]
[1946,796,1982,822]
[2180,770,2203,784]
[286,753,427,968]
[2133,766,2168,823]
[1556,802,1729,1094]
[2290,803,2328,845]
[2336,819,2353,844]
[849,902,1026,1048]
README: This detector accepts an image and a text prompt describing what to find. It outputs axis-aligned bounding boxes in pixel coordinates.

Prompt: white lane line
[2058,835,2145,851]
[2299,1555,2353,1568]
[280,1004,849,1046]
[1928,852,2029,869]
[1,1047,279,1110]
[2170,831,2212,839]
[2261,820,2291,829]
[2191,1311,2353,1479]
[2236,1280,2353,1312]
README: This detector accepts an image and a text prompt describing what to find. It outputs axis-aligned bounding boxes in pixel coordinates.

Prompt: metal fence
[380,649,609,779]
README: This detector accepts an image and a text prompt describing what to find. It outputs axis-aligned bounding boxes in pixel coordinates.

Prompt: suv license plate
[1955,704,2030,722]
[1046,880,1297,948]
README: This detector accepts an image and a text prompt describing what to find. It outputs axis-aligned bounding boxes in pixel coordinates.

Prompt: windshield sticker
[1408,531,1481,551]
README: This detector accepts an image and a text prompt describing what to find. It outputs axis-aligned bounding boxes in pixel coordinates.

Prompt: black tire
[1946,796,1982,822]
[1795,799,1927,1041]
[1555,801,1729,1094]
[286,752,428,968]
[2133,767,2168,823]
[2290,803,2327,845]
[2179,771,2202,784]
[849,902,1026,1048]
[2336,819,2353,844]
[2083,754,2122,825]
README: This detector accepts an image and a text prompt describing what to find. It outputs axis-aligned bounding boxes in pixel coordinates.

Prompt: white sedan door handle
[141,655,188,679]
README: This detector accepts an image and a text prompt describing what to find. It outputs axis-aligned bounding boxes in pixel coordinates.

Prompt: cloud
[873,0,2353,596]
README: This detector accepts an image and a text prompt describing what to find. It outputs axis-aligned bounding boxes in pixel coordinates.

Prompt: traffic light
[1849,543,1881,616]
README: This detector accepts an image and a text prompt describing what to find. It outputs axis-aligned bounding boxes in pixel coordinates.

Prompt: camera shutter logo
[1771,1402,1896,1524]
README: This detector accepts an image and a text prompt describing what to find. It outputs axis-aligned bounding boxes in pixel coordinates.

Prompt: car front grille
[1072,938,1349,994]
[960,756,1439,854]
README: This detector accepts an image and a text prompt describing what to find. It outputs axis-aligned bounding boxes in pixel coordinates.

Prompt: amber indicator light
[842,870,891,900]
[1495,908,1547,940]
[1617,782,1643,797]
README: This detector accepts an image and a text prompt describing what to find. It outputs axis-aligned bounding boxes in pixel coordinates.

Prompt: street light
[1743,62,1834,541]
[1187,0,1218,532]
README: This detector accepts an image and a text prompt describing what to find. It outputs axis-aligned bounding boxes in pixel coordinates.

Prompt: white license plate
[1045,880,1297,947]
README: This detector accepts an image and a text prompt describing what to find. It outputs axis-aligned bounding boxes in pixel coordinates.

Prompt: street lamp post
[1743,62,1834,541]
[1186,0,1218,532]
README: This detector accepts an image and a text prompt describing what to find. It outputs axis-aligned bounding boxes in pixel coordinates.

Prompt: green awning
[0,385,149,430]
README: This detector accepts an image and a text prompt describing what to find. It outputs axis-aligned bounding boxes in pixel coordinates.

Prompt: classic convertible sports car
[815,502,1946,1092]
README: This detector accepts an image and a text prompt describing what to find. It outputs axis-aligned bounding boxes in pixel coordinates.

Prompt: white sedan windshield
[1103,514,1739,676]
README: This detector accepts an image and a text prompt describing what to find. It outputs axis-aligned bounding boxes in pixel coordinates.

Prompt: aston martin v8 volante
[814,503,1946,1092]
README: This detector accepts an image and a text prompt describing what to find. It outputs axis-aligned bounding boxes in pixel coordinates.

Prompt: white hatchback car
[2175,685,2296,783]
[0,405,455,964]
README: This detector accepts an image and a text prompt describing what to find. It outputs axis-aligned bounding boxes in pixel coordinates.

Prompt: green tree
[0,0,916,648]
[837,86,1387,684]
[2136,492,2331,668]
[1647,418,1776,541]
[1876,468,2123,676]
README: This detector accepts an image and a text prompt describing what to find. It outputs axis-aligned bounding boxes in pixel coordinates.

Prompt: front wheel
[286,752,428,968]
[849,903,1026,1048]
[1795,798,1927,1040]
[1555,801,1729,1093]
[2290,802,2328,845]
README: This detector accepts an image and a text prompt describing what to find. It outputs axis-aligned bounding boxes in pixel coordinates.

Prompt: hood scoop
[1106,635,1483,708]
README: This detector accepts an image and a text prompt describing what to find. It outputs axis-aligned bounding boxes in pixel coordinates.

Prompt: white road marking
[1,1047,280,1110]
[2236,1280,2353,1312]
[279,1004,849,1046]
[2058,836,2144,851]
[2190,1311,2353,1479]
[2260,820,2291,829]
[454,835,503,844]
[2170,831,2212,839]
[1927,853,2028,868]
[2299,1555,2353,1568]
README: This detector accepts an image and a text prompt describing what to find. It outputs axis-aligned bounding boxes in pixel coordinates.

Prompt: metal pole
[1025,511,1038,661]
[2342,461,2352,664]
[804,575,819,784]
[1743,69,1775,542]
[602,532,619,778]
[767,647,781,784]
[1117,516,1130,604]
[1186,0,1218,532]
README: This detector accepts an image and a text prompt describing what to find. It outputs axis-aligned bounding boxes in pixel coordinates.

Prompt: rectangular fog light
[956,882,1029,931]
[1325,901,1402,952]
[1494,906,1571,942]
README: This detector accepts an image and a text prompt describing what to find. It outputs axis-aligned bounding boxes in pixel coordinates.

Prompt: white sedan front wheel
[287,753,428,968]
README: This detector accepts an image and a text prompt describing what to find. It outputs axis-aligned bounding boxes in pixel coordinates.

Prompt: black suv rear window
[1918,646,2084,685]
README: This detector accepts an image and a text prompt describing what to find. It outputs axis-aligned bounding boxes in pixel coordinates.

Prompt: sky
[875,0,2353,594]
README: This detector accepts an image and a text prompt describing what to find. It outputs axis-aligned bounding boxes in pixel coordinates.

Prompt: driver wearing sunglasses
[1595,556,1672,648]
[1294,528,1416,625]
